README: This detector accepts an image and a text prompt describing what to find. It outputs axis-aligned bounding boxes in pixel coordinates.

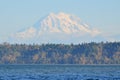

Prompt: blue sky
[0,0,120,43]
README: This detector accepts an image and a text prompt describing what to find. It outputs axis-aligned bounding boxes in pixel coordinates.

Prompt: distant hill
[0,42,120,64]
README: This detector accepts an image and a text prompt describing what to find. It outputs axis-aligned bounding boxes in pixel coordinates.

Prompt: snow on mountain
[12,12,101,43]
[36,12,100,35]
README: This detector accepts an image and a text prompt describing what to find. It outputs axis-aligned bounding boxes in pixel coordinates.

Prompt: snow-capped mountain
[12,12,102,43]
[34,12,100,35]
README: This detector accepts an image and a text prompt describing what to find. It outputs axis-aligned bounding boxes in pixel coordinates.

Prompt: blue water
[0,65,120,80]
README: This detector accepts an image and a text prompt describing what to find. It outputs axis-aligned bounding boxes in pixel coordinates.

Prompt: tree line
[0,42,120,64]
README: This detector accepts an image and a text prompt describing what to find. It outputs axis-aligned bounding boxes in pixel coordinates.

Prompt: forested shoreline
[0,42,120,64]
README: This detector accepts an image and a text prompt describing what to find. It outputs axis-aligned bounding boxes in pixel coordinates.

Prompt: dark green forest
[0,42,120,64]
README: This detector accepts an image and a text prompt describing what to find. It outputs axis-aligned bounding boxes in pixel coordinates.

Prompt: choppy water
[0,64,120,80]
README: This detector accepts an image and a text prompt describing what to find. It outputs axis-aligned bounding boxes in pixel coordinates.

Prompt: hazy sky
[0,0,120,43]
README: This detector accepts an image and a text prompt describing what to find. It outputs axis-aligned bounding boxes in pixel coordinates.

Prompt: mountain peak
[57,12,70,17]
[38,12,100,35]
[49,12,56,17]
[49,12,69,16]
[12,12,101,43]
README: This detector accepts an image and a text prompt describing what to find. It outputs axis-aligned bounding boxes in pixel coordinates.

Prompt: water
[0,64,120,80]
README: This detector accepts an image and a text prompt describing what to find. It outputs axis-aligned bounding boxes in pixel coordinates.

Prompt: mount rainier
[12,12,102,43]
